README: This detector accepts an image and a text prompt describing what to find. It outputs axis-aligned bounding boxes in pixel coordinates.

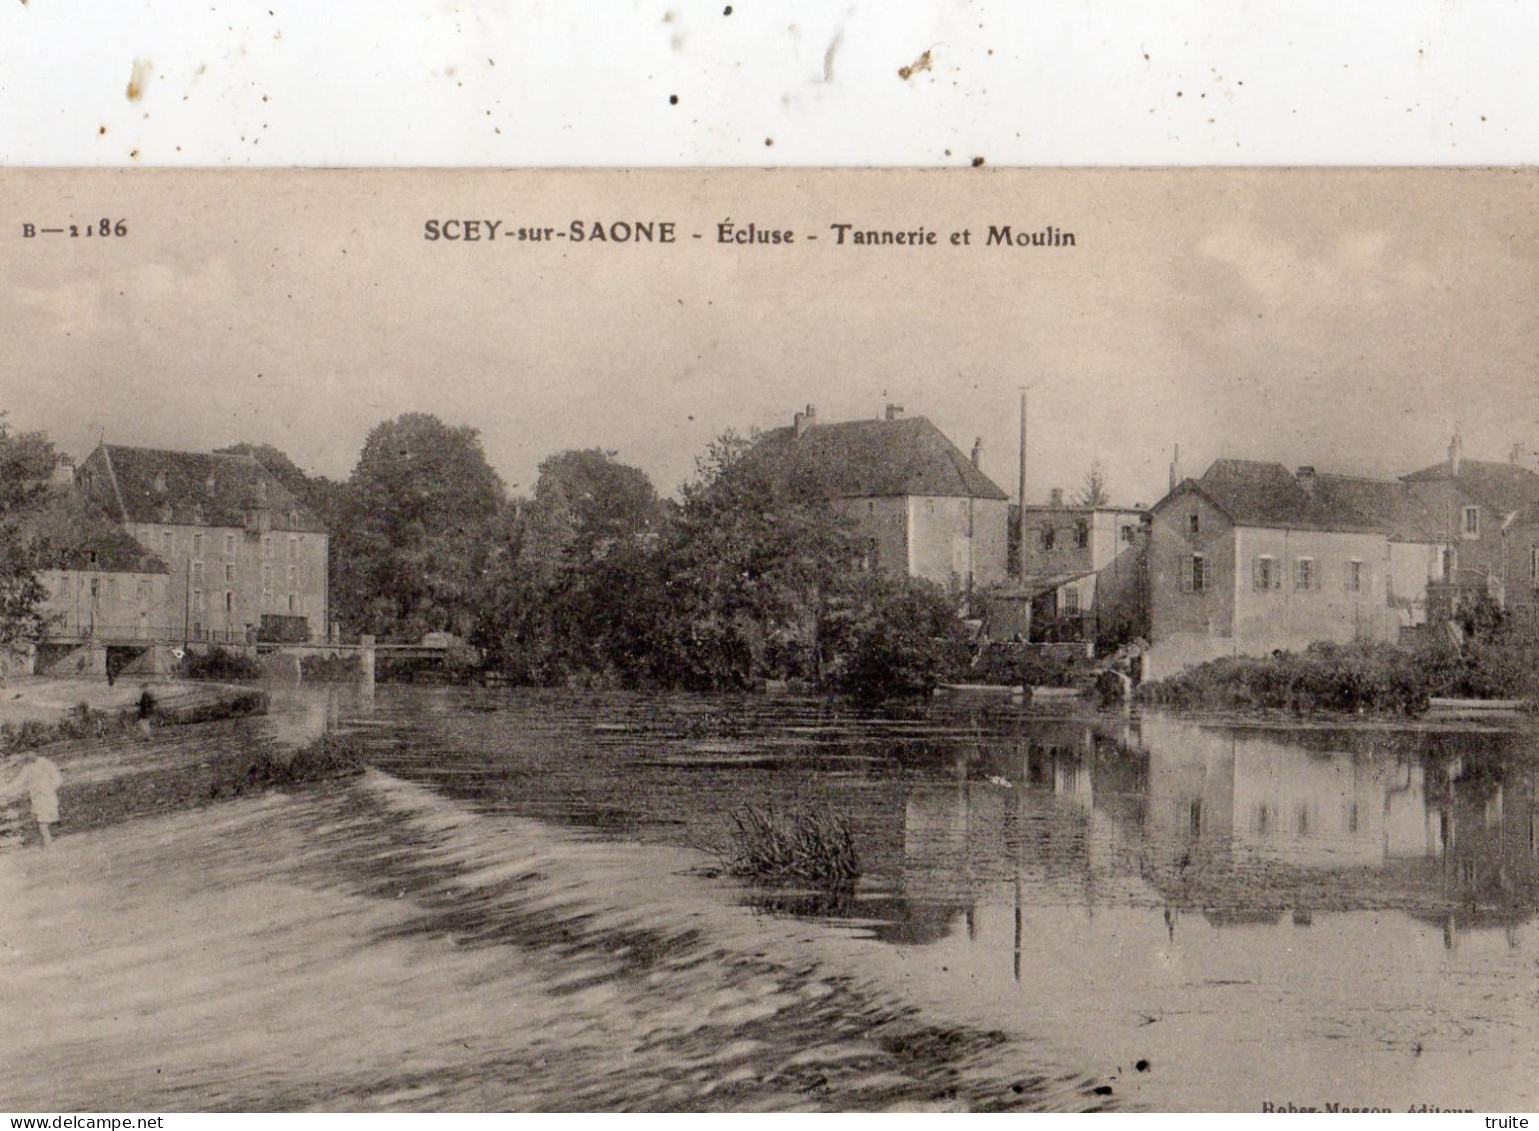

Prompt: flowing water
[1,684,1535,1112]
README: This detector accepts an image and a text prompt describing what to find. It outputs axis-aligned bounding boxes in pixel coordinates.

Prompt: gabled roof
[1309,474,1443,544]
[84,444,326,532]
[748,416,1009,501]
[1159,460,1381,534]
[1402,457,1539,517]
[7,487,169,574]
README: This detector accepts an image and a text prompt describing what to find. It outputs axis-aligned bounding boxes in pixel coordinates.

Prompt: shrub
[818,575,972,699]
[1141,640,1431,715]
[239,733,367,789]
[298,653,362,682]
[183,645,261,681]
[725,802,860,891]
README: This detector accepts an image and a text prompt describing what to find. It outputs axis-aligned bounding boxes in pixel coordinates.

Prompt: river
[1,684,1534,1112]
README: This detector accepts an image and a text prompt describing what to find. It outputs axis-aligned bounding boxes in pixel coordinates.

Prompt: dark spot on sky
[722,4,731,13]
[764,136,773,146]
[98,125,106,136]
[669,93,678,105]
[1176,90,1183,97]
[1135,1060,1150,1072]
[130,149,140,159]
[1093,1085,1113,1096]
[971,156,985,167]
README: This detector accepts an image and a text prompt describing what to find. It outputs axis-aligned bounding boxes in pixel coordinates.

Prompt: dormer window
[1188,513,1200,536]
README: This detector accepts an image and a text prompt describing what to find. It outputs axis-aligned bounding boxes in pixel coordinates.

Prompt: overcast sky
[2,168,1534,506]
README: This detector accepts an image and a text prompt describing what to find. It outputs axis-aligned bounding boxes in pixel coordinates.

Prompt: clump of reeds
[241,733,367,790]
[725,802,860,890]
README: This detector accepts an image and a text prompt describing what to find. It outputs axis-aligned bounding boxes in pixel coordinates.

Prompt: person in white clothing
[2,753,63,849]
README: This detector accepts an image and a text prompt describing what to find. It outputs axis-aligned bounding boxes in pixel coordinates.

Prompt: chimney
[1049,487,1063,508]
[794,404,816,437]
[1168,443,1182,493]
[1449,431,1463,476]
[970,437,984,470]
[1296,465,1317,495]
[885,403,904,421]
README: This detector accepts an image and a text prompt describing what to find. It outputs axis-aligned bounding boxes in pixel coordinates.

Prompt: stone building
[75,444,329,644]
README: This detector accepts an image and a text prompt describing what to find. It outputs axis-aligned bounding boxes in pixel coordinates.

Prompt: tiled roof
[1310,474,1443,544]
[85,445,326,532]
[8,487,169,574]
[748,416,1009,501]
[1402,457,1539,517]
[1167,460,1381,534]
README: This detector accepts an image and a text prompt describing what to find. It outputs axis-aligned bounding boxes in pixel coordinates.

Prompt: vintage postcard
[0,167,1535,1115]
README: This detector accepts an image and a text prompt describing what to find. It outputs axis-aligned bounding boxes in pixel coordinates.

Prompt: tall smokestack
[971,437,984,470]
[1169,443,1182,493]
[1448,431,1463,477]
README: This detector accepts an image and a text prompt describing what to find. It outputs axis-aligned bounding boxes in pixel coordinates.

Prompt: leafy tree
[818,572,972,698]
[1077,460,1110,507]
[0,416,58,652]
[333,413,507,639]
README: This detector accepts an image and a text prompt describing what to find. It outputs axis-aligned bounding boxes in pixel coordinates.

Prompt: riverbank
[0,676,268,750]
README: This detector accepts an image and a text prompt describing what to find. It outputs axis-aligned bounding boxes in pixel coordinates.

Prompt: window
[1188,513,1200,535]
[224,563,234,583]
[192,589,203,612]
[224,534,235,555]
[225,591,233,613]
[1041,526,1056,550]
[1188,553,1206,592]
[1063,587,1080,612]
[161,531,172,555]
[263,565,272,595]
[1253,556,1276,591]
[191,561,203,585]
[1462,506,1480,539]
[288,535,298,560]
[1074,520,1089,549]
[287,565,297,587]
[1532,547,1539,587]
[264,536,273,560]
[287,593,297,613]
[1295,557,1315,591]
[1121,524,1135,544]
[1347,560,1364,593]
[193,533,203,556]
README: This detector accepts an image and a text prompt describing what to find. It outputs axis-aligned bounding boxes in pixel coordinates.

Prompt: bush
[1141,640,1431,715]
[183,645,261,681]
[725,802,860,891]
[238,733,367,790]
[970,643,1090,689]
[818,575,972,699]
[298,653,362,682]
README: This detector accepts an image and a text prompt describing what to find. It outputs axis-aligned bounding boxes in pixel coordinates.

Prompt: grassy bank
[1140,638,1539,716]
[0,679,269,753]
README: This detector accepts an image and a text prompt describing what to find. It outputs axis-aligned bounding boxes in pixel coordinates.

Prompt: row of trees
[228,414,971,695]
[0,409,975,695]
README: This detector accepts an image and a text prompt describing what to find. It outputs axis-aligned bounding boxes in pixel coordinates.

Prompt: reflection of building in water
[1426,756,1539,932]
[894,714,1538,948]
[1140,717,1441,868]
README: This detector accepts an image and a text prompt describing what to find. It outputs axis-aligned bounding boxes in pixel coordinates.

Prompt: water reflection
[898,716,1539,949]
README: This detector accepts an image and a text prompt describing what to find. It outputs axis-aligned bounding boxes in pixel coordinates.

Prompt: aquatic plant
[238,733,367,790]
[725,801,860,890]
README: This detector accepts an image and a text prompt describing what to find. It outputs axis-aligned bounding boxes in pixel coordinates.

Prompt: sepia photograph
[0,167,1536,1114]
